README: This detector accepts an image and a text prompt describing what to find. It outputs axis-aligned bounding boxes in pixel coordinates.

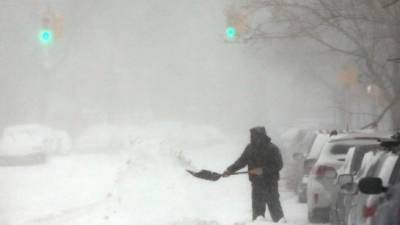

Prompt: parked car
[345,152,397,225]
[307,133,385,223]
[361,152,399,225]
[359,180,400,225]
[295,132,331,203]
[330,144,379,225]
[356,135,400,225]
[340,135,399,225]
[284,128,319,198]
[340,150,392,225]
[43,130,72,155]
[0,124,50,166]
[335,149,386,225]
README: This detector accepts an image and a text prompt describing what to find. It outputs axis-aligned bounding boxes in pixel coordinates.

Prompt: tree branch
[361,96,400,129]
[383,0,400,8]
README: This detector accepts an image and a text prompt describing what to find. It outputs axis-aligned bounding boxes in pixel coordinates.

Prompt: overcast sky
[0,0,350,135]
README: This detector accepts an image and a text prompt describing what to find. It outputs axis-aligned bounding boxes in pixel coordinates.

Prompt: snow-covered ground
[0,123,311,225]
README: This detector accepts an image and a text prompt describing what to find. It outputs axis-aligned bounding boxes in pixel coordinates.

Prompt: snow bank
[0,122,309,225]
[73,122,240,172]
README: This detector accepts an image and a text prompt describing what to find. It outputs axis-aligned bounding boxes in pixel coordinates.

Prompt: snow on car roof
[329,133,389,143]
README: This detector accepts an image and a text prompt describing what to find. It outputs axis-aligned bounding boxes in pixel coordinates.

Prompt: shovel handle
[232,171,248,175]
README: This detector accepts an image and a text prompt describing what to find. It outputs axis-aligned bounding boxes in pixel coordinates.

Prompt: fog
[1,1,399,225]
[0,0,351,136]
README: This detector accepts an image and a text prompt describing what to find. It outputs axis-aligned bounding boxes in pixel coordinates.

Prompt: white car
[304,133,331,175]
[329,144,380,225]
[0,124,51,165]
[296,133,331,202]
[347,150,399,225]
[43,130,72,155]
[307,133,384,223]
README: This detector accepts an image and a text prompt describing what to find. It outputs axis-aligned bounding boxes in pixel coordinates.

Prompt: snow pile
[0,122,309,225]
[73,122,240,172]
[74,124,134,153]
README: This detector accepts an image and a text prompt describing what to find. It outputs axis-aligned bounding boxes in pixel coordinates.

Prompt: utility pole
[39,5,63,124]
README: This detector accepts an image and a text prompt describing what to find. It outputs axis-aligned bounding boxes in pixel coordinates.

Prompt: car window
[350,145,380,174]
[371,153,390,177]
[330,144,351,155]
[341,147,356,174]
[376,154,399,186]
[302,132,317,154]
[389,157,400,185]
[356,151,385,180]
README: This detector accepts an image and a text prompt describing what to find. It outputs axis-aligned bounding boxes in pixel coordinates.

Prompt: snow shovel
[186,169,248,181]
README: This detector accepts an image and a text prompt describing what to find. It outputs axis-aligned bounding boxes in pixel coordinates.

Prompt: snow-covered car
[307,133,384,223]
[288,129,319,202]
[344,151,398,225]
[0,124,51,166]
[346,136,400,225]
[335,150,386,225]
[304,133,331,175]
[43,130,72,155]
[330,144,379,225]
[359,171,400,225]
[359,137,400,225]
[297,133,331,203]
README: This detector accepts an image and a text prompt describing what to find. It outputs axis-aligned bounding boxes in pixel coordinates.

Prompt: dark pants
[251,179,284,222]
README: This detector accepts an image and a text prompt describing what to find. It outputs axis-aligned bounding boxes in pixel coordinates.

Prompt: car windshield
[307,134,330,159]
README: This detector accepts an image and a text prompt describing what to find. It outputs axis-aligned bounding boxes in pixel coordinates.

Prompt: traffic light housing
[39,7,63,45]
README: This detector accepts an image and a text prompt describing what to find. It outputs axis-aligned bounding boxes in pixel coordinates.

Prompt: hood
[250,126,271,144]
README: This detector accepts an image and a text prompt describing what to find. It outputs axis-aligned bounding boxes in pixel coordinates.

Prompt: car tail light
[362,205,376,218]
[312,165,336,179]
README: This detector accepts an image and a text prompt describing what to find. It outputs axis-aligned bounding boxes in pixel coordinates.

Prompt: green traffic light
[225,26,236,39]
[39,30,53,44]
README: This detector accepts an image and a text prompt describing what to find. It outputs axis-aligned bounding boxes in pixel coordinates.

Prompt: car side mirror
[358,177,387,194]
[337,174,353,185]
[292,152,305,161]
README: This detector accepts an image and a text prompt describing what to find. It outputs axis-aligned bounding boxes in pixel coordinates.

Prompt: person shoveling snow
[222,127,286,223]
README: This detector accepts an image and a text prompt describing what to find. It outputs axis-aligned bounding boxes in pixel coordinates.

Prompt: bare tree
[239,0,400,130]
[382,0,400,8]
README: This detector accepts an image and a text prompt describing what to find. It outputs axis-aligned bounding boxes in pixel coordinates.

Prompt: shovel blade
[186,169,222,181]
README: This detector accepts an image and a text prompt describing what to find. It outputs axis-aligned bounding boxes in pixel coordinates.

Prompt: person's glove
[249,168,263,176]
[222,170,232,177]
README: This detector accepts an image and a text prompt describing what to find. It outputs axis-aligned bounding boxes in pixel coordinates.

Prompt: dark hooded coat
[226,127,283,184]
